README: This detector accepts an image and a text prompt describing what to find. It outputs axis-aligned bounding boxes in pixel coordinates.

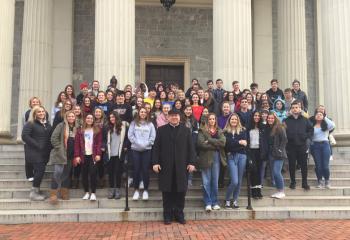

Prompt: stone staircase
[0,144,350,224]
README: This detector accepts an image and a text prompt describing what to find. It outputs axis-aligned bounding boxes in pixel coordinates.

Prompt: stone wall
[135,6,213,87]
[10,1,24,137]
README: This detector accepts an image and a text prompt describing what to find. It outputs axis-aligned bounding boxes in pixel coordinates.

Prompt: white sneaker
[142,190,149,200]
[274,192,286,199]
[330,155,334,161]
[271,192,278,198]
[90,193,97,201]
[132,190,140,200]
[139,181,144,190]
[325,180,331,189]
[205,205,212,212]
[82,192,90,200]
[212,204,221,210]
[27,177,34,182]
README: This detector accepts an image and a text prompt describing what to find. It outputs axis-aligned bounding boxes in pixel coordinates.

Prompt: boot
[49,189,58,204]
[251,188,258,199]
[108,188,115,199]
[71,178,77,189]
[75,179,80,189]
[60,188,70,200]
[114,188,121,199]
[29,187,45,201]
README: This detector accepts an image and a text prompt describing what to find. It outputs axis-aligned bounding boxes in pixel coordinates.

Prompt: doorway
[146,64,184,89]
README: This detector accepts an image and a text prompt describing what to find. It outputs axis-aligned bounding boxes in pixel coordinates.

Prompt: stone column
[17,0,53,139]
[94,0,135,90]
[0,0,15,140]
[277,0,308,90]
[213,0,252,90]
[318,0,350,136]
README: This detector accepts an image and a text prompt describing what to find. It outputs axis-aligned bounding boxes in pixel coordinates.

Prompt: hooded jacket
[272,98,287,123]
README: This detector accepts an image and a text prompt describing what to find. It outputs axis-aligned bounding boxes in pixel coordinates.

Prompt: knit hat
[80,81,89,90]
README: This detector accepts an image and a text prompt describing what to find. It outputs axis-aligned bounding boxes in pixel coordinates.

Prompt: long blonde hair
[28,106,46,123]
[223,113,245,135]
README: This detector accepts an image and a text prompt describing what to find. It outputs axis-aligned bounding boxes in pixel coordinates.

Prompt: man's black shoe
[289,182,296,189]
[164,218,172,225]
[175,217,186,224]
[302,184,310,191]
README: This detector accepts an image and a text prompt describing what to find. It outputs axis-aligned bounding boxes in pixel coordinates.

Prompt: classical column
[0,0,15,140]
[17,0,53,139]
[213,0,252,90]
[318,0,350,135]
[94,0,135,90]
[277,0,308,90]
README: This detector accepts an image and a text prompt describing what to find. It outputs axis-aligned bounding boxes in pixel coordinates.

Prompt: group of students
[21,76,335,213]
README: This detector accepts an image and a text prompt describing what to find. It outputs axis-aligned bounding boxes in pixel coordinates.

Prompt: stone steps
[1,206,350,224]
[1,186,349,199]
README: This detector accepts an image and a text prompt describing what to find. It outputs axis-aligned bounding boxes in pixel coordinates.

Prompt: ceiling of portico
[136,0,213,8]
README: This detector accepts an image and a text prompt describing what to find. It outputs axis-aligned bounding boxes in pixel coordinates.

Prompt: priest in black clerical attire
[152,109,196,225]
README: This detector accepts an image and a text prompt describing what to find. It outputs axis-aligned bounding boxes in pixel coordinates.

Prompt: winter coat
[197,128,227,170]
[292,89,308,112]
[269,127,288,161]
[103,121,129,161]
[49,122,71,165]
[74,127,102,164]
[272,98,287,123]
[284,114,314,146]
[22,120,52,164]
[152,123,196,192]
[266,88,284,106]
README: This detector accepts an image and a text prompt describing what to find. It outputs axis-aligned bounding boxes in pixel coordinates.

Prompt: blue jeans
[226,153,247,201]
[273,159,284,190]
[310,142,331,181]
[261,156,275,186]
[132,150,151,190]
[201,151,220,206]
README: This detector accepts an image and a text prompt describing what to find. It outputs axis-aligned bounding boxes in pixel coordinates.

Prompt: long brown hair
[82,113,100,135]
[268,112,285,136]
[60,99,73,118]
[204,113,218,131]
[134,107,150,126]
[107,112,122,135]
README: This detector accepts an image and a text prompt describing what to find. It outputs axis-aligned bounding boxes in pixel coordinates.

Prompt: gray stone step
[1,206,350,224]
[0,164,54,171]
[1,196,350,211]
[1,186,350,199]
[1,177,350,189]
[0,145,24,152]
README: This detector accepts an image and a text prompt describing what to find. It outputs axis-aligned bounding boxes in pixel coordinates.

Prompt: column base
[333,133,350,147]
[0,132,15,144]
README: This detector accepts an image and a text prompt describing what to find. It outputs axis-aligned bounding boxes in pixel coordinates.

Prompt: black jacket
[266,88,284,106]
[270,128,288,161]
[112,103,133,123]
[292,89,308,112]
[22,120,52,164]
[284,114,313,146]
[224,130,248,155]
[152,124,196,192]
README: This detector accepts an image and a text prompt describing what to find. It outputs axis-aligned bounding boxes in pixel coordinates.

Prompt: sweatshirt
[128,121,156,151]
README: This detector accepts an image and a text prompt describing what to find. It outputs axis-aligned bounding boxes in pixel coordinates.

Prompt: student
[52,91,68,123]
[232,81,242,106]
[81,96,93,117]
[128,107,156,201]
[94,91,113,117]
[64,84,77,105]
[224,113,248,209]
[144,87,157,107]
[104,112,129,199]
[218,101,231,130]
[247,111,267,199]
[236,98,253,128]
[76,81,89,105]
[22,106,52,201]
[174,99,184,111]
[112,91,133,123]
[191,93,204,122]
[206,80,214,93]
[272,98,287,123]
[246,93,256,112]
[49,111,77,204]
[52,99,73,130]
[74,114,102,201]
[197,88,205,105]
[224,91,236,113]
[106,90,115,103]
[203,90,219,116]
[91,80,100,98]
[73,105,83,128]
[156,103,171,128]
[213,79,225,104]
[309,111,335,188]
[284,102,314,190]
[266,112,288,199]
[266,79,284,105]
[152,98,163,119]
[292,79,308,112]
[283,88,296,114]
[197,113,226,211]
[250,83,259,101]
[185,78,200,98]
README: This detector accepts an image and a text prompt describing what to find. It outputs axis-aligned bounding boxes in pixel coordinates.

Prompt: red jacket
[74,127,102,165]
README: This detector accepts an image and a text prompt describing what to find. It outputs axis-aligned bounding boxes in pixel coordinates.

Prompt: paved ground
[0,220,349,240]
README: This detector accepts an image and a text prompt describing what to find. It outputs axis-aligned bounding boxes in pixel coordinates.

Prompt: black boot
[257,188,263,199]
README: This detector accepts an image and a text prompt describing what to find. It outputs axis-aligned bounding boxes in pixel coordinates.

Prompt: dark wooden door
[146,65,184,89]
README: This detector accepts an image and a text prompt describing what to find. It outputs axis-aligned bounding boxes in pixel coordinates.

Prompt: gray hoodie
[128,120,156,151]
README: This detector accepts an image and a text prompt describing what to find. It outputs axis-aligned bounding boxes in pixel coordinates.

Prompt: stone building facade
[0,0,349,145]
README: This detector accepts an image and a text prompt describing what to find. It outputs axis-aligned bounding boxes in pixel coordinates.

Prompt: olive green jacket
[197,127,227,170]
